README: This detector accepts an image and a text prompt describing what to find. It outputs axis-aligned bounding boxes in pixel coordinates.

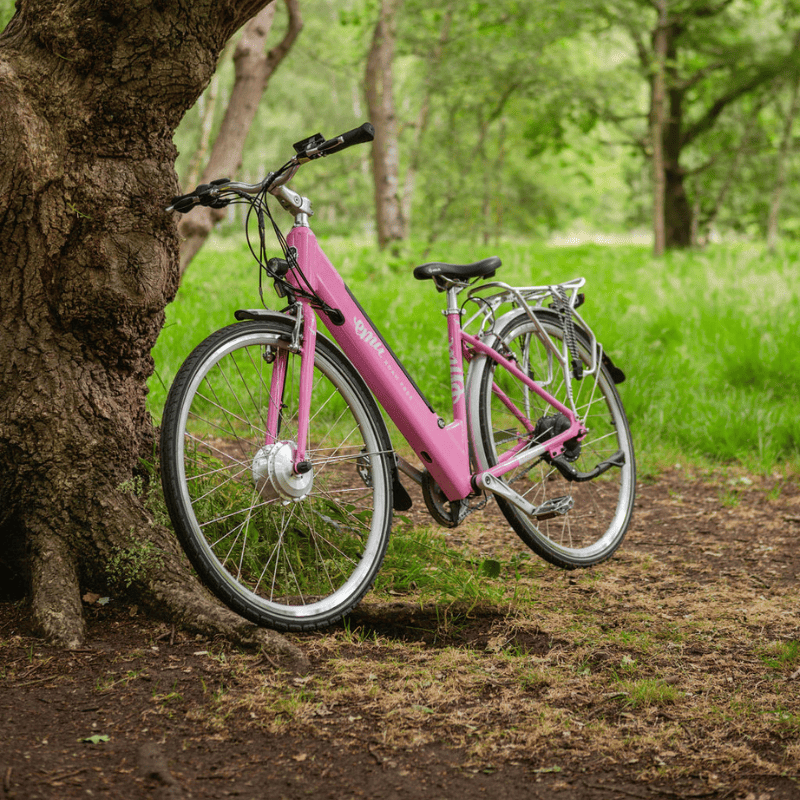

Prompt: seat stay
[461,331,587,473]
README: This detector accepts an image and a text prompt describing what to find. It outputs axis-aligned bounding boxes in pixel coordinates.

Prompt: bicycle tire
[160,318,393,631]
[468,308,635,568]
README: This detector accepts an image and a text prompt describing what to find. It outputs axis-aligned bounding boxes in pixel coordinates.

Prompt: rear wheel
[469,309,635,568]
[160,319,393,630]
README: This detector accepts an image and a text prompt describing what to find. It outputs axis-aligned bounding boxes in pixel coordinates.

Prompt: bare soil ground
[2,467,799,800]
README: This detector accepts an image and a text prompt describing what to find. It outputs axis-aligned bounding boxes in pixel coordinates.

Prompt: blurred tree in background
[3,0,794,263]
[178,0,302,272]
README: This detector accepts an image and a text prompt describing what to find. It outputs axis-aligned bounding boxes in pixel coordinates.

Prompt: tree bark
[767,69,800,251]
[655,13,695,249]
[662,111,694,248]
[178,0,303,274]
[365,0,404,251]
[0,0,305,668]
[650,0,668,256]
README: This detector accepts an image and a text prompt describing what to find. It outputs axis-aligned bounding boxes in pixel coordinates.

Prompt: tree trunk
[767,70,800,252]
[659,23,695,249]
[663,156,694,248]
[178,0,303,274]
[650,0,668,256]
[365,0,404,251]
[0,0,304,668]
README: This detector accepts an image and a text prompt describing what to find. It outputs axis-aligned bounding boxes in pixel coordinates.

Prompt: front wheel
[468,309,635,568]
[159,318,394,631]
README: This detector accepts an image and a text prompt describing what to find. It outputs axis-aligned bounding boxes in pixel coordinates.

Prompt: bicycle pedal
[531,495,574,520]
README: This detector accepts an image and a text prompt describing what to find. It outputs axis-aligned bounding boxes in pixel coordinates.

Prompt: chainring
[421,470,470,528]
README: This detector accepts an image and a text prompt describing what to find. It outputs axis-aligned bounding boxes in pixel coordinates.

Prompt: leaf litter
[0,468,799,798]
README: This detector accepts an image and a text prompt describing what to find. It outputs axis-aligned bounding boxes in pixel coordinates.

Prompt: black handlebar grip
[319,122,375,156]
[169,193,200,213]
[169,180,234,213]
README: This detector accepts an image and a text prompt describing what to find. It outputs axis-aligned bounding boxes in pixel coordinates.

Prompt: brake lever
[167,178,233,213]
[167,194,200,213]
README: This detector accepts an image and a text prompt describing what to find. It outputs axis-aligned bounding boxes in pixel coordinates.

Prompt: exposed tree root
[148,573,310,674]
[28,523,86,650]
[24,494,308,673]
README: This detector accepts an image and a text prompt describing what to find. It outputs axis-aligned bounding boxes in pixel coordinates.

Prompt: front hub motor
[252,442,314,503]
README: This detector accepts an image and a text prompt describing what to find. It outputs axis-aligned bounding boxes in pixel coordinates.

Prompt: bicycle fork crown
[251,442,313,504]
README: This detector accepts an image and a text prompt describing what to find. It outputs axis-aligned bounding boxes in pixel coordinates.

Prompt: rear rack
[462,278,603,414]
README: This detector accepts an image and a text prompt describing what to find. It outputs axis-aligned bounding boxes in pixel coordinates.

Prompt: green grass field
[142,235,800,790]
[149,234,800,474]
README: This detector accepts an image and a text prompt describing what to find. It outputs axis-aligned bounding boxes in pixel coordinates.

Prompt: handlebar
[167,122,375,214]
[299,122,375,160]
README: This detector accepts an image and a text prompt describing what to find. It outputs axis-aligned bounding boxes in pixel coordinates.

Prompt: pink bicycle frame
[276,225,584,501]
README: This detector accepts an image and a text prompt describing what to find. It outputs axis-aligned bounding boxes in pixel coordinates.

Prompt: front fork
[264,303,316,474]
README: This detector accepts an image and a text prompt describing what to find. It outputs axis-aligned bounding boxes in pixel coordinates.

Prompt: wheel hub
[252,442,313,503]
[534,413,582,462]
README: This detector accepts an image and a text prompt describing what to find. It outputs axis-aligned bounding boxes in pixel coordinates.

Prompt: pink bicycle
[160,123,636,631]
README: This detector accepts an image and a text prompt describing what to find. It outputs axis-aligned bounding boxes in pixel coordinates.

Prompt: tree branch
[682,59,790,147]
[675,60,727,92]
[265,0,303,74]
[686,0,737,19]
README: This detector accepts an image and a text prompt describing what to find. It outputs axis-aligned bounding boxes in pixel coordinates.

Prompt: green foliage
[111,470,169,589]
[0,0,15,30]
[151,233,800,472]
[6,0,794,246]
[107,541,163,591]
[173,0,636,243]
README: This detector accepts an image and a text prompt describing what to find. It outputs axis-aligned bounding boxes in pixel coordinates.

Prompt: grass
[150,234,800,474]
[141,232,800,785]
[180,534,798,785]
[375,523,510,607]
[617,678,683,709]
[760,640,800,671]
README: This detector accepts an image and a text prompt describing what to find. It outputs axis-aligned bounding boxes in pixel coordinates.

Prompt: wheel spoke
[160,322,392,632]
[474,309,635,567]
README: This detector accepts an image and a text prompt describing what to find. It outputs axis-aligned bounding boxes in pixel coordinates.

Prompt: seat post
[443,284,468,424]
[444,285,461,318]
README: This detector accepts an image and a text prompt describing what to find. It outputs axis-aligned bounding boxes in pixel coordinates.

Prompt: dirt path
[1,469,799,799]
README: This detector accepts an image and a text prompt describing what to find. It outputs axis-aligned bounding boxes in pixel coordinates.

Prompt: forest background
[4,0,800,257]
[3,0,799,473]
[155,0,800,473]
[170,0,800,252]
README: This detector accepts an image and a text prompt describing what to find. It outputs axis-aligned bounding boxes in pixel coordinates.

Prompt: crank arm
[475,473,573,520]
